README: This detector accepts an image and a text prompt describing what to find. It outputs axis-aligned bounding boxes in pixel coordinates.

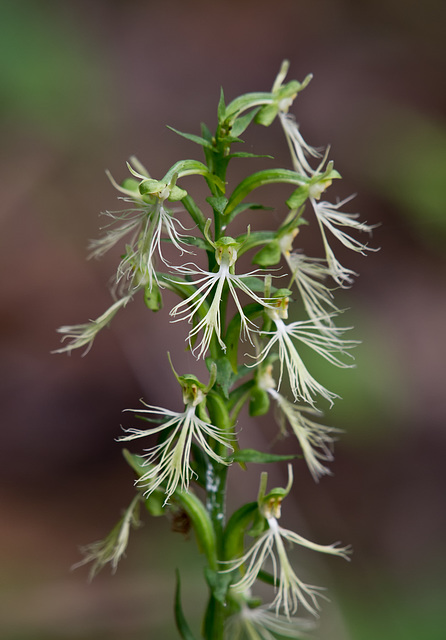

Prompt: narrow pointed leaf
[167,125,214,149]
[175,570,198,640]
[230,107,261,137]
[227,152,274,159]
[224,168,309,217]
[227,449,298,464]
[217,87,226,121]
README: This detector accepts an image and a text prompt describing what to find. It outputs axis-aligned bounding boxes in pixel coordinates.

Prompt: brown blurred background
[1,0,445,638]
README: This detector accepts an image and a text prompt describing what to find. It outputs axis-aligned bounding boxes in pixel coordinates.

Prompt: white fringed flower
[283,249,340,330]
[170,238,271,359]
[227,516,350,617]
[225,600,315,639]
[223,467,351,618]
[257,307,356,406]
[279,111,322,178]
[119,401,231,503]
[310,196,377,287]
[72,494,141,580]
[54,294,132,355]
[269,388,340,481]
[90,196,192,296]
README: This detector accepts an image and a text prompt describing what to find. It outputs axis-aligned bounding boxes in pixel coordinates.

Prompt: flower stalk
[56,61,376,639]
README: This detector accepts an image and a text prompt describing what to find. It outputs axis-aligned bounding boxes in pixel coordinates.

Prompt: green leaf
[174,570,198,640]
[236,230,277,257]
[224,168,309,217]
[252,241,281,266]
[225,92,273,121]
[227,152,274,159]
[286,185,309,209]
[122,449,146,477]
[145,490,165,517]
[213,357,234,398]
[230,107,261,137]
[227,449,298,464]
[167,125,214,149]
[235,275,266,292]
[217,87,226,121]
[180,235,212,251]
[204,567,233,604]
[181,194,207,233]
[162,159,225,192]
[206,196,229,215]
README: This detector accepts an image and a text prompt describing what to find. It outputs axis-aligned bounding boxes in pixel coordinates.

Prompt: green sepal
[254,103,278,127]
[167,125,214,149]
[204,567,233,604]
[246,510,268,538]
[252,241,281,266]
[222,502,258,561]
[121,177,139,192]
[224,168,309,217]
[249,387,270,416]
[206,195,228,216]
[144,282,163,311]
[138,178,188,202]
[227,449,297,464]
[175,570,198,640]
[138,178,165,196]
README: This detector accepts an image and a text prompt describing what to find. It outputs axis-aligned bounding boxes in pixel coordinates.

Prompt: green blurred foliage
[361,106,446,250]
[0,1,111,143]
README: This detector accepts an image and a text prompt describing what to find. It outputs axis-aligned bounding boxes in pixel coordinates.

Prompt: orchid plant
[57,61,376,639]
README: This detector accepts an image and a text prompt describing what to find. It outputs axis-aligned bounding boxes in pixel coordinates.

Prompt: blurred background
[1,0,445,638]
